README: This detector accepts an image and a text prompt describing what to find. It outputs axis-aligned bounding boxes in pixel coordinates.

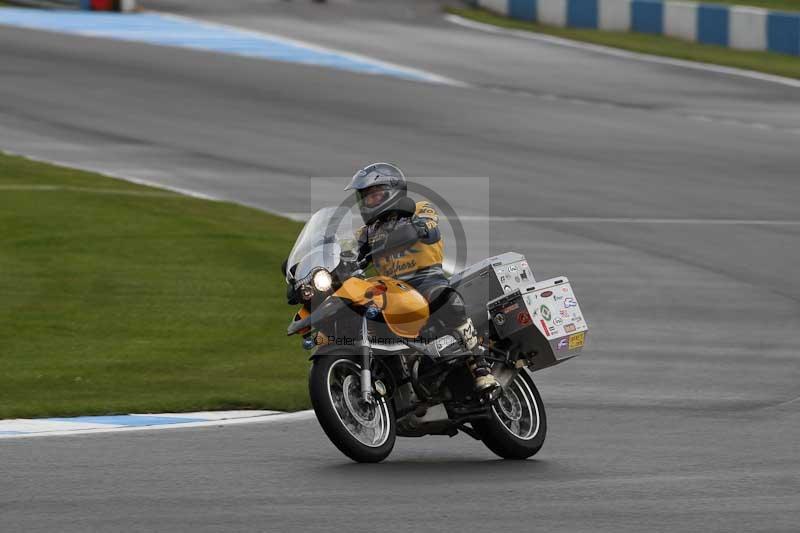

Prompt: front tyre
[473,369,547,460]
[309,354,396,463]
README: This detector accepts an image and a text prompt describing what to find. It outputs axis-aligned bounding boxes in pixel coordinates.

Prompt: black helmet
[345,162,408,223]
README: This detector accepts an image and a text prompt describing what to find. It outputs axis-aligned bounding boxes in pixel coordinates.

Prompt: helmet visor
[358,184,391,209]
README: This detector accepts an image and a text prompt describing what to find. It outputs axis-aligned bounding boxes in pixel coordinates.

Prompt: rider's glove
[411,216,431,238]
[381,220,421,251]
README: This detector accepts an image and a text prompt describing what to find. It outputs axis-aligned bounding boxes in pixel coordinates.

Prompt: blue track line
[0,8,450,83]
[46,415,207,426]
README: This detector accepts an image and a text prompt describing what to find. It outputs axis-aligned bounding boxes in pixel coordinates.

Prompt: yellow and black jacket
[357,200,444,280]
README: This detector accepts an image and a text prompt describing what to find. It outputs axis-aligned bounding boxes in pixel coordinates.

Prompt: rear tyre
[473,370,547,460]
[309,353,396,463]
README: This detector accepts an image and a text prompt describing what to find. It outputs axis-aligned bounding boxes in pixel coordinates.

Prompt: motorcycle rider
[346,162,498,396]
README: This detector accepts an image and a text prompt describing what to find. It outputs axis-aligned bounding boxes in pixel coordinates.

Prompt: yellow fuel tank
[334,276,429,338]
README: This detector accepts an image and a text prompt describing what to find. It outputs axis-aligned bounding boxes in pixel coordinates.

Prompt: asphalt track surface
[1,1,799,531]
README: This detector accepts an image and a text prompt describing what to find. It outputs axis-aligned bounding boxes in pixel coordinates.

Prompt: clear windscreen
[285,206,357,284]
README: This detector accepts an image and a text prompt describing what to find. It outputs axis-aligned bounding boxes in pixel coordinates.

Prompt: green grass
[0,152,310,419]
[449,7,800,79]
[698,0,800,12]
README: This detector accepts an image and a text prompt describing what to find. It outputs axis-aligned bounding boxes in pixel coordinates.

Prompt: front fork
[359,314,373,403]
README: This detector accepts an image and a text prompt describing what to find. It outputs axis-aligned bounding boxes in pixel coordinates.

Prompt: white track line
[0,184,186,197]
[7,151,798,226]
[445,14,800,89]
[457,216,800,225]
[1,149,222,201]
[285,213,800,225]
[0,410,315,439]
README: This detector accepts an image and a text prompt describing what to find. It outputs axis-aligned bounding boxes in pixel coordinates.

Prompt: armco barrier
[5,0,135,11]
[87,0,137,11]
[476,0,800,55]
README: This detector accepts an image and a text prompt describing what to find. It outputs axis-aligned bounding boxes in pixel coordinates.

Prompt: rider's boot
[468,354,498,394]
[454,319,499,396]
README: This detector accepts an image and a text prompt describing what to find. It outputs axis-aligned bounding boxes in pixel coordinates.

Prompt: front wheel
[473,369,547,460]
[309,354,396,463]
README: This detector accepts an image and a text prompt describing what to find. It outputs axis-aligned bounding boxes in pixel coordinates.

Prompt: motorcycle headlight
[312,269,333,292]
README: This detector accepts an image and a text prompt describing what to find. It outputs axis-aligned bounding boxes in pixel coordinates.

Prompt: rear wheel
[473,370,546,460]
[309,354,396,463]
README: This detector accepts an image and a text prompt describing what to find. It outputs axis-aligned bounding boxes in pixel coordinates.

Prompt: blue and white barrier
[477,0,800,55]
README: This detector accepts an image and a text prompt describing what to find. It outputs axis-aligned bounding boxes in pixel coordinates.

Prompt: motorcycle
[284,206,588,463]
